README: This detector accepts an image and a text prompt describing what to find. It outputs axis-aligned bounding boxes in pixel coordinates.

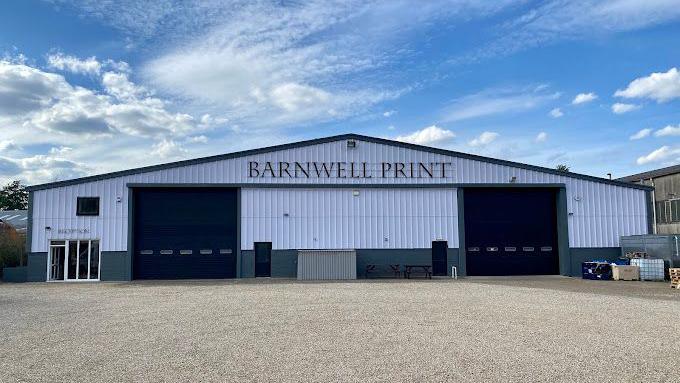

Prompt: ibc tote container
[297,250,357,280]
[630,259,665,281]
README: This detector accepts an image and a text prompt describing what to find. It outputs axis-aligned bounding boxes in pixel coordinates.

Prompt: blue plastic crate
[582,262,612,280]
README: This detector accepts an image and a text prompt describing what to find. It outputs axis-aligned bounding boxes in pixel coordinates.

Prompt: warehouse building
[619,164,680,235]
[22,134,653,281]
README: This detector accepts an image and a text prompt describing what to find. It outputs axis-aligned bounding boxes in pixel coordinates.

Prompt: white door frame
[47,239,101,282]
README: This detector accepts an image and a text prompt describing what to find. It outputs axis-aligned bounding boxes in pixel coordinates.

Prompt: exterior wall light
[347,139,356,148]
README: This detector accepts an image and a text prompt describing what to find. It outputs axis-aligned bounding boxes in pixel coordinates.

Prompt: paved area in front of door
[1,277,679,382]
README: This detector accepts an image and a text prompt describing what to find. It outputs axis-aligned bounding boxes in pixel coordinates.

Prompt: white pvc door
[48,240,100,281]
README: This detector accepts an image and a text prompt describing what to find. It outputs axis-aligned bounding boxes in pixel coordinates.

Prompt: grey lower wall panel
[26,252,47,282]
[447,249,460,277]
[101,251,131,281]
[240,250,255,278]
[240,250,298,278]
[241,248,461,278]
[569,248,621,277]
[271,250,298,278]
[357,248,461,278]
[2,266,27,283]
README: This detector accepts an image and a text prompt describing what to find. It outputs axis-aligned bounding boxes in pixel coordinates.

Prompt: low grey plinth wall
[2,266,27,283]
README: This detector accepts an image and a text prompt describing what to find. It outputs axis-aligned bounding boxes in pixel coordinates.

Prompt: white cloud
[549,108,563,118]
[47,52,102,75]
[0,140,19,152]
[441,86,560,122]
[269,83,330,112]
[467,1,680,60]
[387,125,395,131]
[198,114,228,129]
[630,128,652,140]
[383,110,396,117]
[469,131,499,147]
[0,61,196,138]
[535,132,548,143]
[88,1,523,128]
[611,102,640,114]
[0,62,71,115]
[636,145,680,165]
[654,124,680,137]
[395,125,455,146]
[572,92,597,105]
[615,67,680,102]
[101,71,150,101]
[151,139,188,159]
[0,153,90,184]
[49,146,73,155]
[0,59,207,183]
[187,135,208,144]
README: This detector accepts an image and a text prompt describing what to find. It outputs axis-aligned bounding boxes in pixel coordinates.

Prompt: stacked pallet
[671,268,680,289]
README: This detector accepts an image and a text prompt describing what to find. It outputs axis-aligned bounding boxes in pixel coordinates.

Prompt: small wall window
[77,197,100,216]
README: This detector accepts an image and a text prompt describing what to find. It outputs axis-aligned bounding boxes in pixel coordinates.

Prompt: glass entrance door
[49,243,65,280]
[48,240,100,281]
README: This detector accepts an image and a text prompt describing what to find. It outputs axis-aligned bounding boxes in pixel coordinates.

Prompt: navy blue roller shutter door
[133,188,238,279]
[464,188,559,276]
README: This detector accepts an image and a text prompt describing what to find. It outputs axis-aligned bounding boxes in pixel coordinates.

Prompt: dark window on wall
[656,200,680,224]
[671,200,680,223]
[656,202,666,224]
[76,197,100,216]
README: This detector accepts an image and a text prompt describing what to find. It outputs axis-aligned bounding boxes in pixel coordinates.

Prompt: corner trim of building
[645,189,654,235]
[236,188,242,278]
[126,187,134,281]
[26,190,33,255]
[456,188,467,277]
[556,187,571,276]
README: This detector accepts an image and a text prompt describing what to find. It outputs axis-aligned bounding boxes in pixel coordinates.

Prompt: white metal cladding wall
[241,188,458,250]
[297,250,357,280]
[452,158,649,248]
[31,180,128,253]
[30,138,648,252]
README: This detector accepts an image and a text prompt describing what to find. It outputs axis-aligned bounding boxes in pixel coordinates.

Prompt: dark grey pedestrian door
[255,242,272,277]
[432,241,448,276]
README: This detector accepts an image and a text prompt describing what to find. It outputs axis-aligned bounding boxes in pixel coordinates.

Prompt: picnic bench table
[404,265,432,279]
[365,264,402,278]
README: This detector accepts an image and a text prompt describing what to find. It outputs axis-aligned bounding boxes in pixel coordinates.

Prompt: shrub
[0,223,25,275]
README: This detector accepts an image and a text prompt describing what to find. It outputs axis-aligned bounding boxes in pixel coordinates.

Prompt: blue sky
[0,0,679,185]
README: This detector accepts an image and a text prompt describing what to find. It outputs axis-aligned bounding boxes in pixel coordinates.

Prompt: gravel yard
[1,277,679,382]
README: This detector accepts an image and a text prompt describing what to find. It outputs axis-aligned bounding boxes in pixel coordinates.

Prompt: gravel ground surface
[1,277,679,382]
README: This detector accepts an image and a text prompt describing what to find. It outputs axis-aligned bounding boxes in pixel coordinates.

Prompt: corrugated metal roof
[0,210,28,232]
[618,164,680,182]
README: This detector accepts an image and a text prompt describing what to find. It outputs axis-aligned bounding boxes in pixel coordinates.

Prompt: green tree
[555,164,570,172]
[0,180,28,210]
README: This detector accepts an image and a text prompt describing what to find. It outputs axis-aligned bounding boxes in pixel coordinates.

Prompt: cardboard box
[612,265,640,281]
